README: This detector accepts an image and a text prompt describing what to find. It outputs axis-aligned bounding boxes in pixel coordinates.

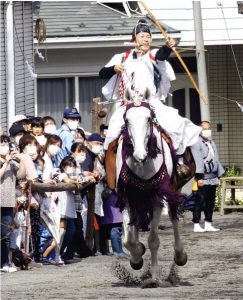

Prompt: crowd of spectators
[0,107,129,273]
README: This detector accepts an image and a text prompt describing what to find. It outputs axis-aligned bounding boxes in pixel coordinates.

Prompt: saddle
[105,133,195,192]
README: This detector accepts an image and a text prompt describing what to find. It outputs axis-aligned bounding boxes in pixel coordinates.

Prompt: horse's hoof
[137,242,146,256]
[130,258,143,270]
[141,279,159,289]
[174,250,187,266]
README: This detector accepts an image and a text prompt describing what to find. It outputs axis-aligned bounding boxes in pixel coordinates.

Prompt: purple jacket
[101,193,123,225]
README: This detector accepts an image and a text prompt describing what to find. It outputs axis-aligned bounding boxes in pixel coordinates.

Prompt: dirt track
[1,211,243,300]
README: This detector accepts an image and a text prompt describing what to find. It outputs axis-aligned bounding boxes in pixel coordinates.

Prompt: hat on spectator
[63,107,81,120]
[87,133,103,143]
[9,124,26,137]
[12,115,28,124]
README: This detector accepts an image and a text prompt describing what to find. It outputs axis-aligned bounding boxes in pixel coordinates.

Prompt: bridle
[121,101,161,164]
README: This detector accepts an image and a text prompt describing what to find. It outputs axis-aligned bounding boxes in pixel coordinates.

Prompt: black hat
[131,19,151,42]
[9,124,26,137]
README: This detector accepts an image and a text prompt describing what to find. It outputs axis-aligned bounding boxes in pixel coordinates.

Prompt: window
[168,86,201,124]
[37,78,74,127]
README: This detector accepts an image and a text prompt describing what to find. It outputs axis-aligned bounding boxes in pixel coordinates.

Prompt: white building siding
[0,3,7,132]
[208,45,243,171]
[148,0,243,46]
[0,2,34,133]
[13,2,35,117]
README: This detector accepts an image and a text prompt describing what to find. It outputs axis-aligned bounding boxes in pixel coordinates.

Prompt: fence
[220,177,243,215]
[23,182,96,253]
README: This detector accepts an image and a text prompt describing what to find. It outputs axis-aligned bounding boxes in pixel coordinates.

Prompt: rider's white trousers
[104,99,201,155]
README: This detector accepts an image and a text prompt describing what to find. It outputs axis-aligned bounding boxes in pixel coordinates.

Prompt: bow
[141,1,208,105]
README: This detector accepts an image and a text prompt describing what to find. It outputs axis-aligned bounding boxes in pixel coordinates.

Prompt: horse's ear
[124,89,131,101]
[144,88,151,100]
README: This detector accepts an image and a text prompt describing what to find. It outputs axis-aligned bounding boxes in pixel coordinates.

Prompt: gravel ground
[1,211,243,300]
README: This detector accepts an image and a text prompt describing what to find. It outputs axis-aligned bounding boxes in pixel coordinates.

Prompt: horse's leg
[169,204,187,266]
[122,207,146,270]
[147,207,161,280]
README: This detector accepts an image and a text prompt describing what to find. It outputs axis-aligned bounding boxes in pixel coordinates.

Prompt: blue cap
[87,133,103,142]
[63,107,81,119]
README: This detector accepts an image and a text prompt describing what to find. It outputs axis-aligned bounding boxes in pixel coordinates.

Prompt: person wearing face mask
[9,124,27,151]
[0,135,26,272]
[42,116,57,136]
[86,133,105,181]
[42,135,62,182]
[86,133,106,255]
[63,142,96,259]
[190,121,225,233]
[99,19,201,161]
[55,107,81,166]
[74,128,86,144]
[15,134,38,181]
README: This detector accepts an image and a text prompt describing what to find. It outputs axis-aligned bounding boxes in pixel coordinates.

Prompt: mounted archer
[99,19,201,182]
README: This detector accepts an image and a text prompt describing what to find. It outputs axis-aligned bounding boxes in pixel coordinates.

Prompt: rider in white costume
[99,19,201,155]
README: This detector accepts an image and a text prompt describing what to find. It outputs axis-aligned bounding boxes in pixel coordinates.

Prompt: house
[0,1,34,132]
[34,1,242,171]
[149,0,243,172]
[34,1,181,130]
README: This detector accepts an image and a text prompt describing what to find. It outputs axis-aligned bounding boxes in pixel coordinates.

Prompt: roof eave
[34,32,181,49]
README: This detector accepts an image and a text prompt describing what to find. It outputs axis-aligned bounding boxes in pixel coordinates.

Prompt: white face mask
[15,135,23,145]
[201,129,212,139]
[0,145,10,156]
[91,145,103,155]
[26,145,37,157]
[75,154,86,164]
[35,135,47,146]
[65,167,75,175]
[48,144,61,156]
[44,124,56,135]
[67,120,79,131]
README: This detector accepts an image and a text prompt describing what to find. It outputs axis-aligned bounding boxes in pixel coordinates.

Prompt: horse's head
[122,88,157,164]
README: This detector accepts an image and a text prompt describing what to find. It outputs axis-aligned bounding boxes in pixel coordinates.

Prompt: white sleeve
[105,53,124,67]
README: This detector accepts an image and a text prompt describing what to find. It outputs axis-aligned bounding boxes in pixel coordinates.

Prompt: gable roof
[34,1,181,48]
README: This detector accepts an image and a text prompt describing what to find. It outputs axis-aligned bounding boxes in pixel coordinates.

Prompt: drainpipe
[193,1,210,121]
[6,1,15,129]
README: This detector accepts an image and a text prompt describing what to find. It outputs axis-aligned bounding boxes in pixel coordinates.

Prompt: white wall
[145,0,243,46]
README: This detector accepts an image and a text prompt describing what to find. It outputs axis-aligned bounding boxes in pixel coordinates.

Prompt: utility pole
[193,1,210,121]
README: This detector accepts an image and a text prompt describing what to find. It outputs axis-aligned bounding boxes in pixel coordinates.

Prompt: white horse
[115,98,187,287]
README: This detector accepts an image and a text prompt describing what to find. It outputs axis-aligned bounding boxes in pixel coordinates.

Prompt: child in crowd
[62,143,96,259]
[30,117,47,147]
[100,192,129,258]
